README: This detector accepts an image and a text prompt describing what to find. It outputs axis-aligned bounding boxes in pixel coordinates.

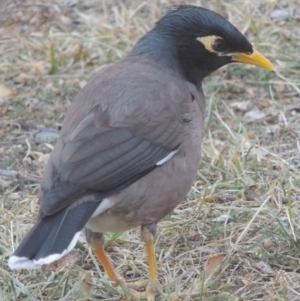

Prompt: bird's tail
[8,201,99,269]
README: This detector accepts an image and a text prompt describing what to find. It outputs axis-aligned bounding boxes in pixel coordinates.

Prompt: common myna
[8,5,274,300]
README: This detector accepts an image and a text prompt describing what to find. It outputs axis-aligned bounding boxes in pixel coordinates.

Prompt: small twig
[0,169,41,183]
[215,195,300,204]
[288,286,300,297]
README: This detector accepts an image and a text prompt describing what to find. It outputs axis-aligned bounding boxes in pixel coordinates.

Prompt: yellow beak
[231,48,274,71]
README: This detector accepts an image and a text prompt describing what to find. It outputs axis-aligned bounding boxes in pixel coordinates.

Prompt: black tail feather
[9,201,99,269]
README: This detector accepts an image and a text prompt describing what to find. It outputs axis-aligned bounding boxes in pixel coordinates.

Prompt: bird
[8,5,274,301]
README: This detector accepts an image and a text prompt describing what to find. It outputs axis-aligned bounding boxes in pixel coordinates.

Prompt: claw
[119,279,159,301]
[145,281,159,301]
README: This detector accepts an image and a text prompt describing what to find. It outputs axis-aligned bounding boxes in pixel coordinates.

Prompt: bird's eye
[213,38,227,52]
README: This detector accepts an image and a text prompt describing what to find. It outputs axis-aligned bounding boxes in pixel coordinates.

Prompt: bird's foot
[116,278,159,301]
[129,280,159,301]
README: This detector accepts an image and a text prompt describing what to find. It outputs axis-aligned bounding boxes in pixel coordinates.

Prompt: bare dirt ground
[1,0,300,300]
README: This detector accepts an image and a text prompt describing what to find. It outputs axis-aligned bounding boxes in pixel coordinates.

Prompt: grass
[1,0,300,300]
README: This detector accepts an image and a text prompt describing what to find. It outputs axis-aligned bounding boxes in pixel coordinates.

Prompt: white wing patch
[91,198,114,218]
[156,150,178,166]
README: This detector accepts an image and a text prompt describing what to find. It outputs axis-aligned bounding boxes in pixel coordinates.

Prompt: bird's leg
[142,223,158,281]
[85,228,120,284]
[85,227,159,300]
[126,223,160,301]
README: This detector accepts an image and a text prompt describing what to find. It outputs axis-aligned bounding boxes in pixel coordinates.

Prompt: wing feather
[39,58,190,217]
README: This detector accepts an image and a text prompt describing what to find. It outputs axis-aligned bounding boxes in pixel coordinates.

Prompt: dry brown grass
[1,0,300,300]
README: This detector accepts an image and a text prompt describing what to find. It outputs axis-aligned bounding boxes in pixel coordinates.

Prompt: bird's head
[132,5,274,86]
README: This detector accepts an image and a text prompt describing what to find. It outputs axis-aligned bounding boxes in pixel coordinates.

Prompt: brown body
[42,56,205,232]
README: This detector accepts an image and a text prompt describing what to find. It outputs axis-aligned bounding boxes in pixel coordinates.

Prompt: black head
[131,5,273,87]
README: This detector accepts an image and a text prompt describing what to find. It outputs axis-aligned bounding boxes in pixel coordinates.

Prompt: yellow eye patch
[197,35,224,54]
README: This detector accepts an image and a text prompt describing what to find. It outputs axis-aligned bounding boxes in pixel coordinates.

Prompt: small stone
[212,214,232,223]
[255,260,273,274]
[262,238,273,249]
[244,107,266,120]
[35,128,60,143]
[247,130,256,139]
[79,80,88,89]
[270,9,290,20]
[186,191,195,200]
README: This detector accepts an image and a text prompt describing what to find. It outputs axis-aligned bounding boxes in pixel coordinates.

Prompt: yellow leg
[140,224,160,301]
[89,239,118,282]
[85,226,160,300]
[142,226,158,282]
[85,228,121,285]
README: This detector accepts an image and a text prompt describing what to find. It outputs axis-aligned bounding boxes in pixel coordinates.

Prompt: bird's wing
[9,59,193,269]
[40,91,186,216]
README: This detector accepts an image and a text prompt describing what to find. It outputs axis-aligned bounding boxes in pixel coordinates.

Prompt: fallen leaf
[204,195,216,202]
[244,107,266,120]
[0,84,15,98]
[25,61,46,75]
[230,100,251,112]
[13,73,30,85]
[244,272,256,280]
[79,270,93,296]
[48,250,82,271]
[241,272,256,285]
[169,292,180,301]
[205,254,223,279]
